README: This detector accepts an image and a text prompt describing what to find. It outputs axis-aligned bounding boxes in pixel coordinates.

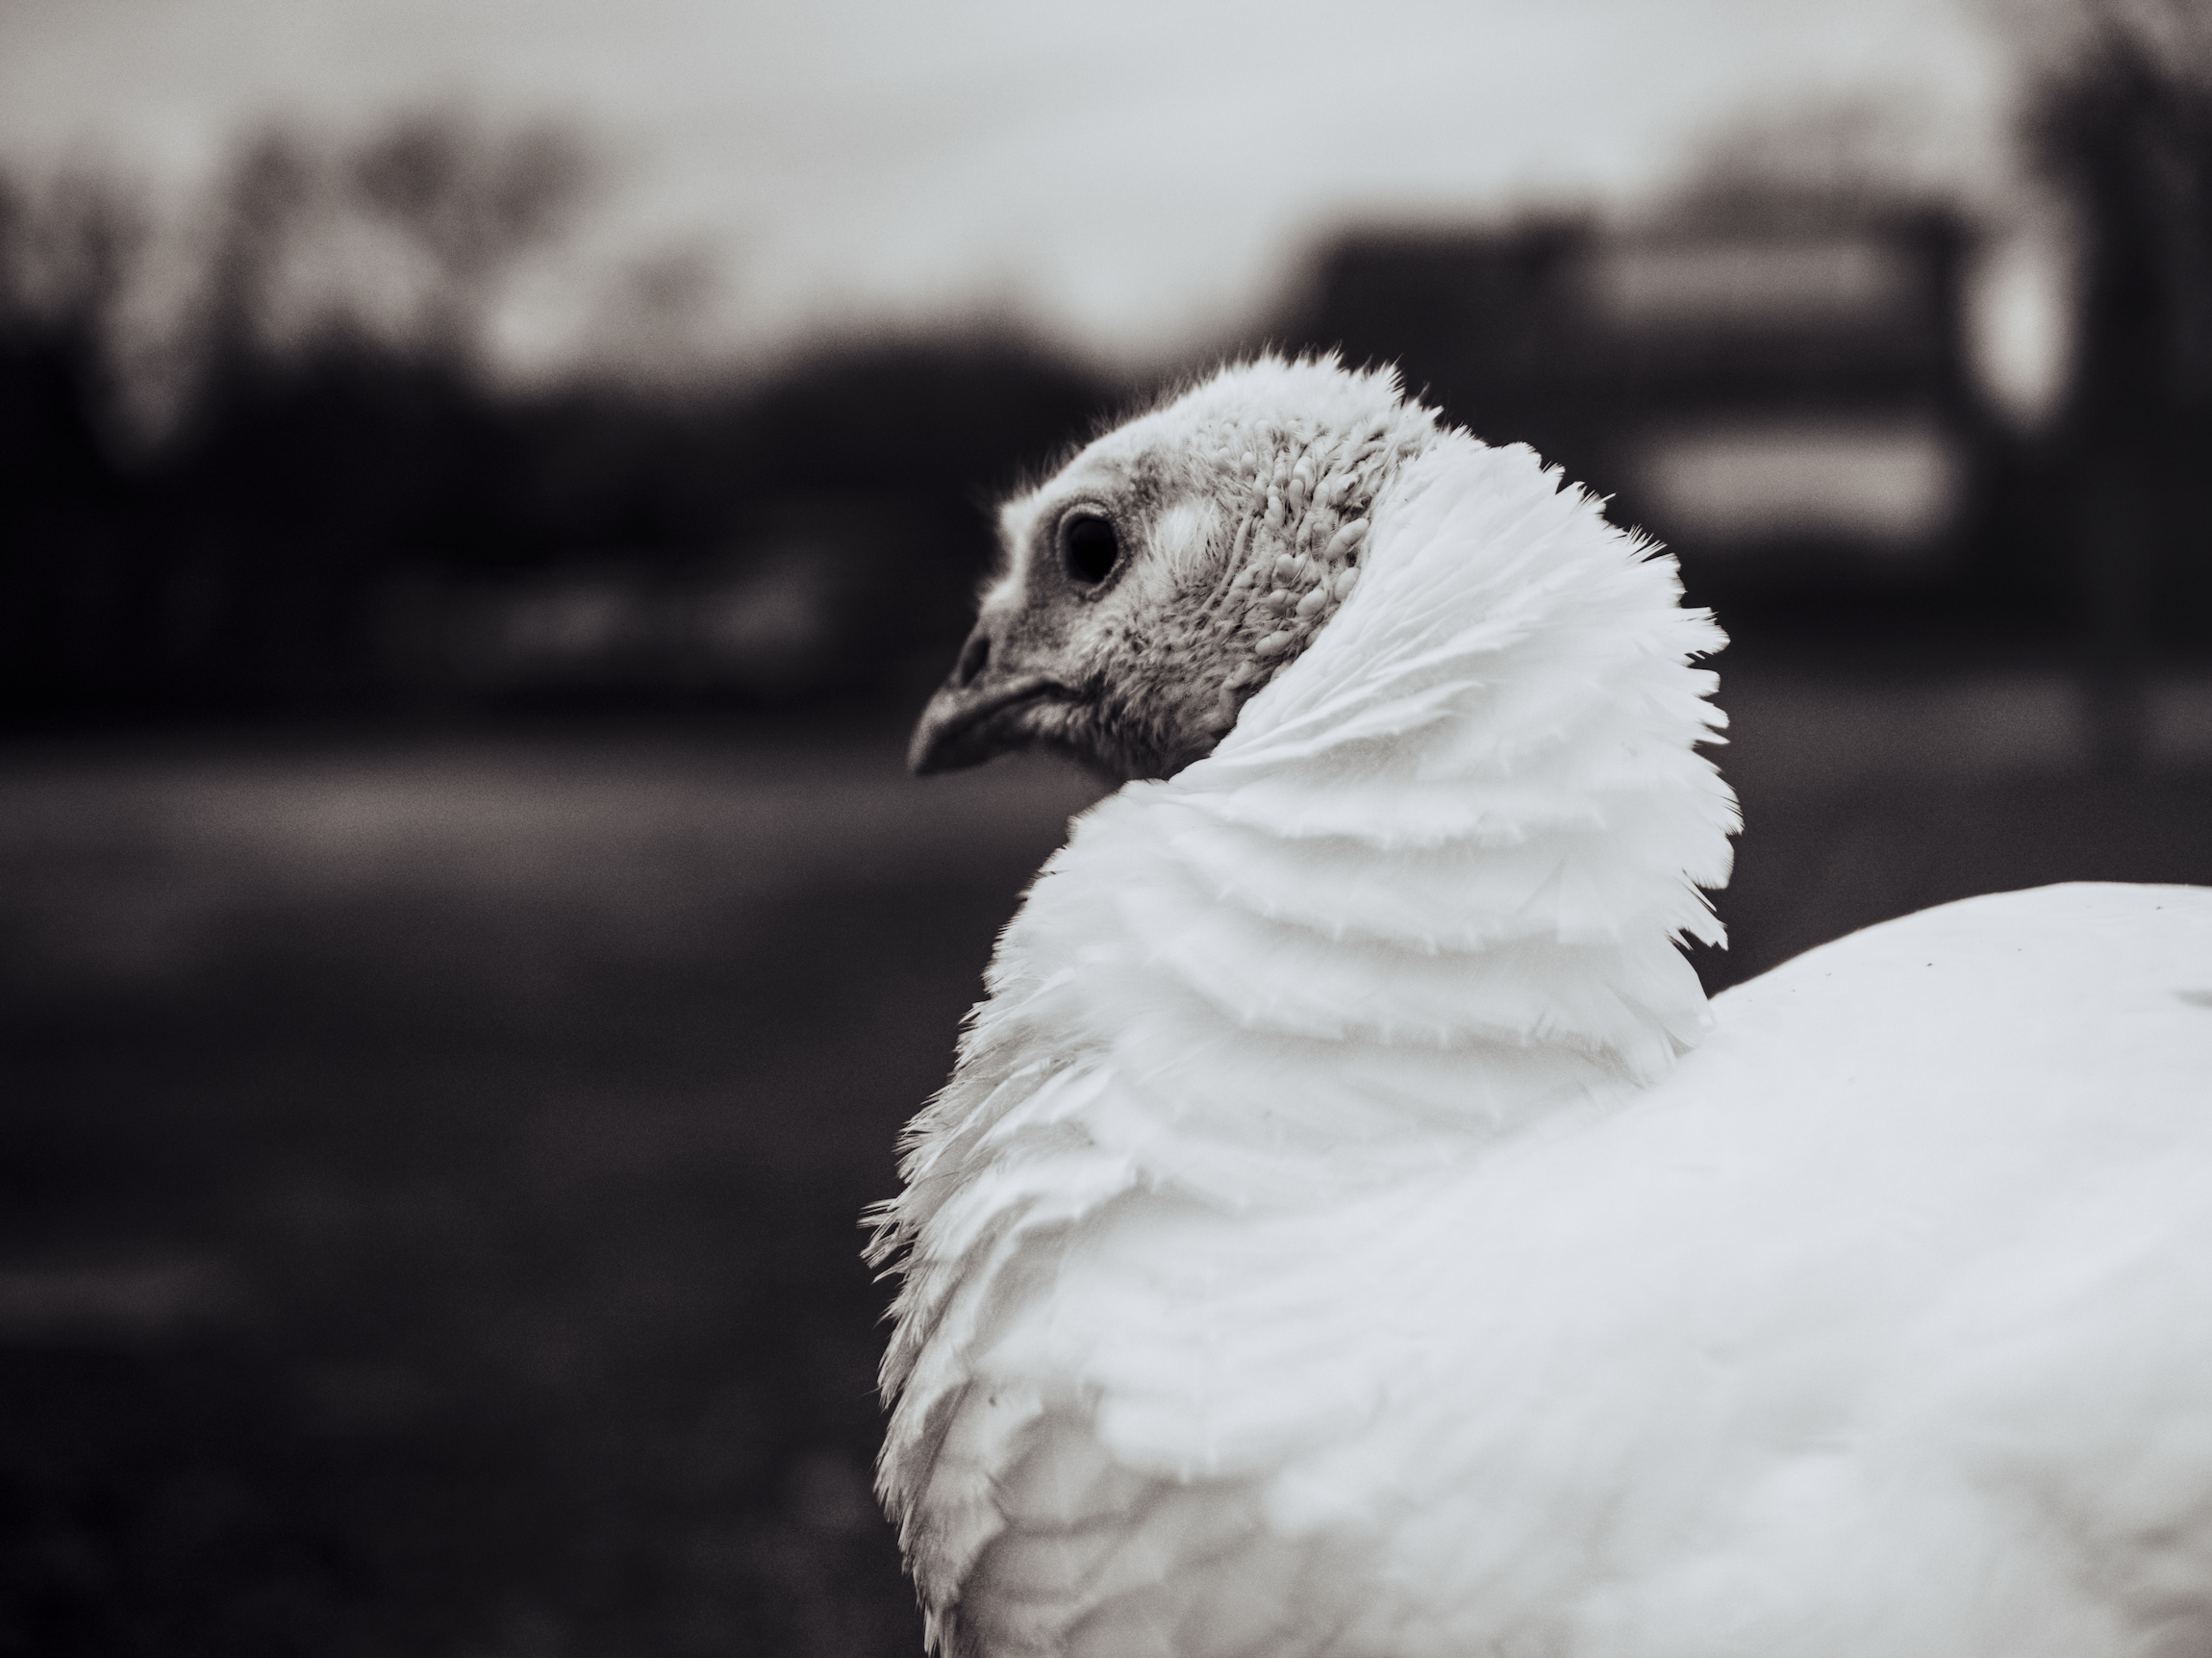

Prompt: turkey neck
[892,432,1740,1223]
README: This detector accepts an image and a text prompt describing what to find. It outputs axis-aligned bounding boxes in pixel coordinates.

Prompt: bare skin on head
[907,359,1439,783]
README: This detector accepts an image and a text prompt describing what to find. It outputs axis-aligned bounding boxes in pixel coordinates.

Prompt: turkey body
[892,884,2212,1658]
[875,363,2212,1658]
[955,885,2212,1658]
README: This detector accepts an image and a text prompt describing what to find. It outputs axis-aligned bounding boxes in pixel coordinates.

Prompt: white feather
[875,385,2212,1657]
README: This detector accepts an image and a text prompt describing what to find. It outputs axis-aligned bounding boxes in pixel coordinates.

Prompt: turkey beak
[908,619,1062,776]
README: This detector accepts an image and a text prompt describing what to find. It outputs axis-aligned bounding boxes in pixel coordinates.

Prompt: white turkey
[870,355,2212,1658]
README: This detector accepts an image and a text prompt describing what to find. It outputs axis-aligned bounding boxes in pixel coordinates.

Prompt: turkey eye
[1062,514,1119,586]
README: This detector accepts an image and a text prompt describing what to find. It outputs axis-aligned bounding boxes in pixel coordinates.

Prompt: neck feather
[893,432,1735,1219]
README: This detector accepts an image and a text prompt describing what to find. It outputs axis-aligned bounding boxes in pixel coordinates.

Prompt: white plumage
[875,357,2212,1658]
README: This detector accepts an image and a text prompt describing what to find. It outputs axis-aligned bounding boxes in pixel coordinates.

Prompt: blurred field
[0,716,1102,1658]
[1,670,2208,1657]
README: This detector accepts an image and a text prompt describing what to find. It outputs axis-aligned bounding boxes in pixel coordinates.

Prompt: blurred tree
[2020,0,2212,761]
[200,129,322,375]
[2029,0,2212,414]
[348,113,593,365]
[0,173,138,494]
[127,115,596,708]
[0,170,151,704]
[194,114,593,377]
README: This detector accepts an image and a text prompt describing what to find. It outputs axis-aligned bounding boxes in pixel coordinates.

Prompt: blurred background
[1,0,2209,1651]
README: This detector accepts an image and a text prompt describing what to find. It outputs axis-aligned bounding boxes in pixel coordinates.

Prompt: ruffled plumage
[870,364,2212,1658]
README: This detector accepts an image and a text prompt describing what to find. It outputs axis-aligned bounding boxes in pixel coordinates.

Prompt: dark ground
[1,667,2207,1658]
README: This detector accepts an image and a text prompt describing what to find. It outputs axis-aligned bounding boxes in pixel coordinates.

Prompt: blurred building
[1299,207,1992,589]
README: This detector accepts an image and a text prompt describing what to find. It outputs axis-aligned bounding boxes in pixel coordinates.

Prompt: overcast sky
[0,0,2044,379]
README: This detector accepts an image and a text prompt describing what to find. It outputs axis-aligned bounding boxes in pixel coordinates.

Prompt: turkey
[870,355,2212,1658]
